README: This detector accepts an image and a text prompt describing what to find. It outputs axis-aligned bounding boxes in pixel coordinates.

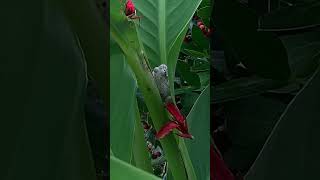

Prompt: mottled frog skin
[152,64,170,100]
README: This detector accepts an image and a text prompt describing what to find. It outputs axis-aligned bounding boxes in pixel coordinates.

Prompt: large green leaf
[133,0,203,100]
[111,155,160,180]
[258,2,320,31]
[213,0,291,80]
[57,0,108,103]
[0,2,96,179]
[110,39,137,163]
[222,95,287,172]
[179,86,210,180]
[133,0,202,66]
[211,76,285,104]
[245,65,320,180]
[281,30,320,78]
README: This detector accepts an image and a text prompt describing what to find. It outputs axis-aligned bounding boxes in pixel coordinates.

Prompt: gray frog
[152,64,170,100]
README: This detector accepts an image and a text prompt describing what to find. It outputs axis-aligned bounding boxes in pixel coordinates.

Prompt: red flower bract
[211,144,235,180]
[125,0,136,16]
[165,102,185,123]
[155,102,193,139]
[156,121,179,139]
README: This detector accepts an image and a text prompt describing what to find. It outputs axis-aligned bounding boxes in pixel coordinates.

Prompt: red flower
[125,0,136,16]
[156,102,194,139]
[211,144,235,180]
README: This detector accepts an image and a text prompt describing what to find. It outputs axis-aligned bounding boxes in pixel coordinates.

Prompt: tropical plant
[212,0,320,179]
[110,0,211,179]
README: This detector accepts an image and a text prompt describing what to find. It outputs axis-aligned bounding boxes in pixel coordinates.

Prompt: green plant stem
[111,24,188,180]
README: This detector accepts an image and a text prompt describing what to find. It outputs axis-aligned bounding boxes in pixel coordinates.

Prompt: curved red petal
[155,121,179,139]
[176,132,194,139]
[165,102,185,123]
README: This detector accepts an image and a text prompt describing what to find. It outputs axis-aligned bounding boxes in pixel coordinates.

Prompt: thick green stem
[111,24,188,180]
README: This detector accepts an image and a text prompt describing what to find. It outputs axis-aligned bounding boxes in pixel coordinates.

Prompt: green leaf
[245,65,320,180]
[198,0,211,25]
[133,0,202,66]
[174,87,199,95]
[222,95,287,172]
[111,155,161,180]
[213,0,291,80]
[182,49,208,58]
[258,2,320,31]
[57,0,108,103]
[181,0,211,52]
[110,39,137,163]
[179,86,210,180]
[133,0,203,101]
[132,99,153,173]
[190,27,210,51]
[0,2,96,179]
[180,92,200,116]
[177,61,201,88]
[281,30,320,78]
[198,71,210,88]
[211,76,285,104]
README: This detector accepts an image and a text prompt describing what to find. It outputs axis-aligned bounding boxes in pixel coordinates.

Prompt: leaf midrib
[158,0,167,64]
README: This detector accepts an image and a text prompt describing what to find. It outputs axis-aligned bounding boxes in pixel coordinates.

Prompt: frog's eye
[153,67,159,73]
[163,69,166,74]
[160,64,167,70]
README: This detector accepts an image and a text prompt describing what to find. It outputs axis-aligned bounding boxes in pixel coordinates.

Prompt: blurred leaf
[267,81,301,94]
[192,27,210,51]
[198,3,211,25]
[211,76,286,104]
[192,59,210,72]
[0,2,96,179]
[181,85,210,180]
[177,61,201,88]
[180,92,200,115]
[111,155,161,180]
[245,65,320,180]
[198,71,210,87]
[280,30,320,78]
[222,95,287,172]
[110,38,137,163]
[213,0,291,80]
[181,0,211,52]
[174,87,198,95]
[259,2,320,31]
[182,49,208,58]
[57,0,108,103]
[181,27,210,53]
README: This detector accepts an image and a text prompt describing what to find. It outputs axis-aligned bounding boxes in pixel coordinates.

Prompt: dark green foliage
[212,0,320,179]
[0,2,97,179]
